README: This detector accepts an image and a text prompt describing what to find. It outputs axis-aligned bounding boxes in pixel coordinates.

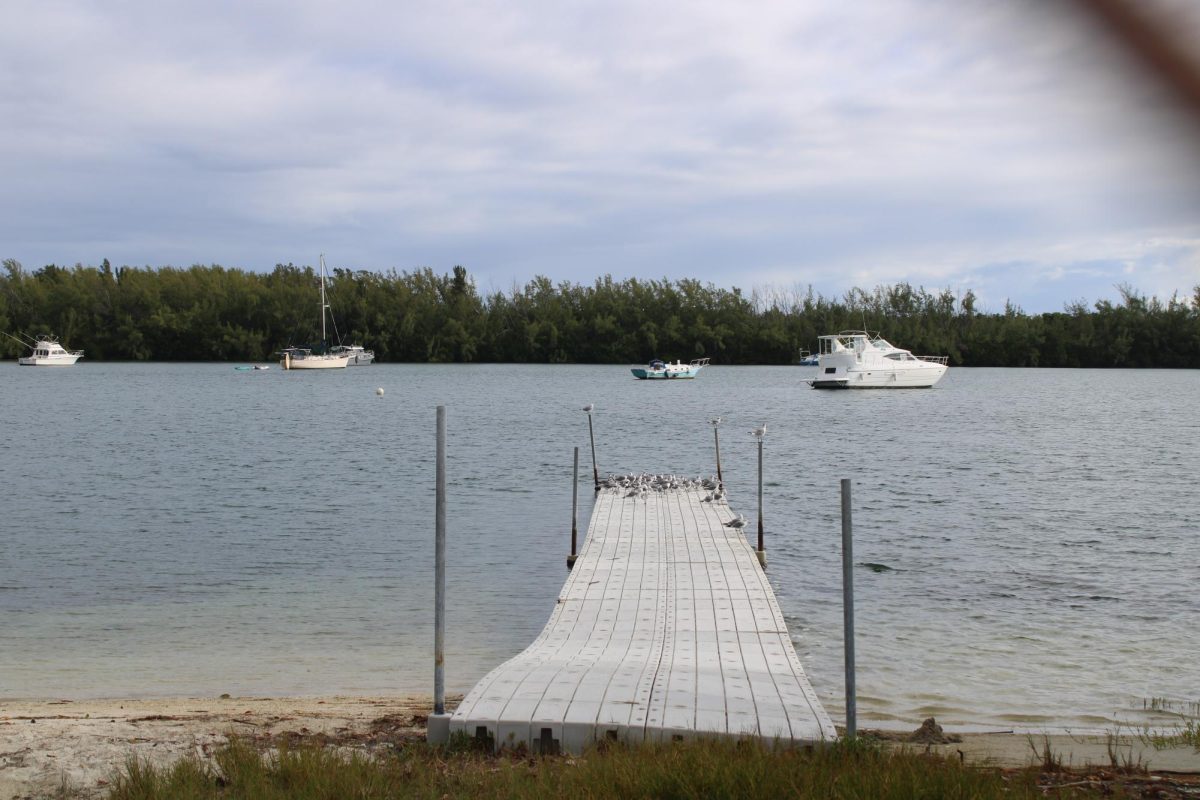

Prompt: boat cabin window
[884,353,910,361]
[824,367,836,374]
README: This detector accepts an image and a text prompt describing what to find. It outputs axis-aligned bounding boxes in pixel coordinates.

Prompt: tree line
[2,259,1198,367]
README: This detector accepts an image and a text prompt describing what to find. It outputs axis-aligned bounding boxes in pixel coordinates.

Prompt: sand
[2,697,1197,799]
[0,695,429,799]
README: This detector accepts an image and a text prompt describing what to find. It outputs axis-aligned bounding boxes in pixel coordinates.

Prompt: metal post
[840,478,856,740]
[751,423,766,568]
[710,417,723,483]
[427,406,451,744]
[586,412,599,491]
[757,437,764,553]
[434,406,447,716]
[568,446,579,569]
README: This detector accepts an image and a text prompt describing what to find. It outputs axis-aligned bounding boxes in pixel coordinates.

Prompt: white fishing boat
[631,357,710,379]
[278,255,350,370]
[15,335,83,366]
[809,331,947,389]
[332,344,375,366]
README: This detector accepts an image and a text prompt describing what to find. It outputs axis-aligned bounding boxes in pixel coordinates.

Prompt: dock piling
[427,405,451,744]
[753,424,766,568]
[584,405,599,491]
[840,478,857,740]
[568,446,579,569]
[710,417,723,483]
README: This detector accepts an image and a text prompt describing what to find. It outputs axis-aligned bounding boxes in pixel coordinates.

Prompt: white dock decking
[447,480,837,753]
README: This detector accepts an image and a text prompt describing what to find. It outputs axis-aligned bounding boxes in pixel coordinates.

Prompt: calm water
[2,363,1197,732]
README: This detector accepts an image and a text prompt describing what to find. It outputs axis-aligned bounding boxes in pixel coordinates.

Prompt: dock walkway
[448,478,836,753]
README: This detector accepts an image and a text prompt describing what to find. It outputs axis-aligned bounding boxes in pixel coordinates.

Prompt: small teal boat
[631,357,710,380]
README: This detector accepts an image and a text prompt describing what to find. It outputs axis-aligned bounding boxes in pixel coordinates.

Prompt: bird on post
[751,424,767,438]
[583,403,594,413]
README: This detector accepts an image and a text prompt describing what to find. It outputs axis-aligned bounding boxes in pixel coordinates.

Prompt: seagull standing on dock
[725,514,747,528]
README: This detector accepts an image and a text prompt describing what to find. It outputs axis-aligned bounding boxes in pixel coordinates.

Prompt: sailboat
[278,255,351,370]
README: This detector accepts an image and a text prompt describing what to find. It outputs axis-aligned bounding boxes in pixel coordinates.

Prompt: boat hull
[18,355,82,366]
[811,364,947,389]
[631,368,701,379]
[280,354,350,370]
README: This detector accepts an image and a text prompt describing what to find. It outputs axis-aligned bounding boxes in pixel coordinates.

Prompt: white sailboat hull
[280,353,350,369]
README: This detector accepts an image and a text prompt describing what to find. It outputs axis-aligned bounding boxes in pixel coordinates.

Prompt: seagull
[582,403,594,413]
[709,416,722,426]
[724,514,747,528]
[751,424,767,438]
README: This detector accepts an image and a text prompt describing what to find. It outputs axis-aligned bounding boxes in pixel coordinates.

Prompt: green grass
[102,735,1096,800]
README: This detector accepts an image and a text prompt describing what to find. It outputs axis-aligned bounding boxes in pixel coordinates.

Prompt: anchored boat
[332,343,375,366]
[809,331,947,389]
[277,255,350,370]
[631,357,710,380]
[15,335,83,366]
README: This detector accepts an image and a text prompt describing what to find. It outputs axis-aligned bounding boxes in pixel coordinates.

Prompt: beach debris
[907,717,962,744]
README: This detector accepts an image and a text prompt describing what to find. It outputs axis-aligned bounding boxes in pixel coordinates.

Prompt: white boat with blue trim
[809,331,947,389]
[796,349,819,366]
[631,357,710,380]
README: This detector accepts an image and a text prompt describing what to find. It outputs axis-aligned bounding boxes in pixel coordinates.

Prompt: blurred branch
[1076,0,1200,124]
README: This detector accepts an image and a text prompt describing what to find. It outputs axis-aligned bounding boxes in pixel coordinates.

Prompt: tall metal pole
[710,417,723,483]
[757,437,764,553]
[840,478,856,739]
[568,446,579,569]
[586,412,599,491]
[434,405,447,717]
[751,424,766,567]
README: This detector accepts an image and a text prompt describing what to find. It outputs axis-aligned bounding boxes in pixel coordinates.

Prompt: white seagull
[724,514,747,528]
[751,424,767,438]
[582,403,594,413]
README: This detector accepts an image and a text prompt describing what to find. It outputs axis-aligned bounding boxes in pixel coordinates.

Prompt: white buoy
[376,387,384,396]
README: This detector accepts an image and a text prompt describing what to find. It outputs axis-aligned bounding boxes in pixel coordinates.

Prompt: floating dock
[446,478,836,753]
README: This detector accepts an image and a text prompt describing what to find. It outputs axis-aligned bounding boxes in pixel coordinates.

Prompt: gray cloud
[2,0,1198,311]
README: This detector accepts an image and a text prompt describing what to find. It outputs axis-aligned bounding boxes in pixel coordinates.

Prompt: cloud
[1,0,1198,311]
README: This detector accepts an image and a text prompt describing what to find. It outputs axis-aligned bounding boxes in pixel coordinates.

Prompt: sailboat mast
[319,253,328,343]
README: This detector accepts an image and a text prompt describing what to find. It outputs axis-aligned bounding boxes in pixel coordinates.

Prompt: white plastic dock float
[447,480,836,752]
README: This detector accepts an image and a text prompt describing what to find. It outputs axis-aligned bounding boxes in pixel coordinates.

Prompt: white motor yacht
[17,336,83,366]
[810,331,947,389]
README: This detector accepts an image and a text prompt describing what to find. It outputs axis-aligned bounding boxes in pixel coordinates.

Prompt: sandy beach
[1,696,430,799]
[2,696,1197,799]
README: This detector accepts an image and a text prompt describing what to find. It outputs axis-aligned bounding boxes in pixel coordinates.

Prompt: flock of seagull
[582,404,759,531]
[598,472,748,528]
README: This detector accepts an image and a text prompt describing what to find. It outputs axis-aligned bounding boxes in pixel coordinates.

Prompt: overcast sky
[3,0,1199,313]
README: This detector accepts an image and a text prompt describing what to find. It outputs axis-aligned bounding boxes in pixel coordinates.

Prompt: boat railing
[915,355,949,365]
[689,357,711,367]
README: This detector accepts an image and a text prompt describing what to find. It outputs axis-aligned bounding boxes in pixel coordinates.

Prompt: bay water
[2,363,1197,732]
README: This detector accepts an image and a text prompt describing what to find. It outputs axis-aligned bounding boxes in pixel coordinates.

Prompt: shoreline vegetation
[3,259,1199,367]
[1,697,1196,799]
